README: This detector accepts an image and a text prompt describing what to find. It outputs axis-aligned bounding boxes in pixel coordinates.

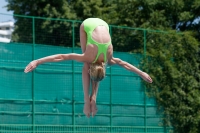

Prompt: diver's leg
[90,81,99,117]
[80,23,91,117]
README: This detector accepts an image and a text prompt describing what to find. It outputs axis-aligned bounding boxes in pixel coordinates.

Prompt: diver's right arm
[24,54,86,73]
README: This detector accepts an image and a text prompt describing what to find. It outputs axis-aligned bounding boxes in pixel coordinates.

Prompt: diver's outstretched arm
[109,57,153,83]
[24,53,86,73]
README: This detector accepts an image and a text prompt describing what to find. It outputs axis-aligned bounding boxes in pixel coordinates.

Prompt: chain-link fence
[0,13,173,133]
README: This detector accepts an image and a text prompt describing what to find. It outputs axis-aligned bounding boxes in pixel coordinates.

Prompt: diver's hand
[24,60,39,73]
[140,72,153,83]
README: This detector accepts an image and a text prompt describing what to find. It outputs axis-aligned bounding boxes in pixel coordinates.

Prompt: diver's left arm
[109,57,153,83]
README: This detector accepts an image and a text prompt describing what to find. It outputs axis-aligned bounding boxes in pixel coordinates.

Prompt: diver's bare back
[84,25,113,63]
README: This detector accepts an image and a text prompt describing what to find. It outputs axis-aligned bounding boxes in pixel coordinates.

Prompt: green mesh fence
[0,13,173,133]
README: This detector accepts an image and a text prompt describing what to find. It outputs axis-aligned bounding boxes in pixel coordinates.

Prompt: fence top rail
[0,12,182,34]
[0,13,82,23]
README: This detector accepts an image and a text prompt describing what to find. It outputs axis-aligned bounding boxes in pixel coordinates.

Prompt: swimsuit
[83,18,111,63]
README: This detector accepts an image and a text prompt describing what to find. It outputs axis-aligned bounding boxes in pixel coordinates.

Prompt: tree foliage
[6,0,76,46]
[142,31,200,133]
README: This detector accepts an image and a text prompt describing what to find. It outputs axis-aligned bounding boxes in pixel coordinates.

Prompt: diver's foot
[83,102,90,118]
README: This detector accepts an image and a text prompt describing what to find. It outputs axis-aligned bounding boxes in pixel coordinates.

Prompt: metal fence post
[109,26,113,133]
[72,21,75,133]
[143,30,147,133]
[144,30,146,58]
[32,16,35,133]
